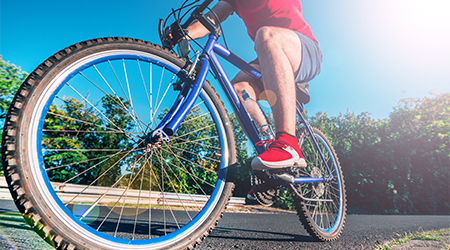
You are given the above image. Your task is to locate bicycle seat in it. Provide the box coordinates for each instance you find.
[296,82,310,104]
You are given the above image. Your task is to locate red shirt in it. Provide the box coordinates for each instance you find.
[222,0,317,43]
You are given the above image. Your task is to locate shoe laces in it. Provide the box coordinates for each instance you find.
[255,139,289,151]
[254,139,274,147]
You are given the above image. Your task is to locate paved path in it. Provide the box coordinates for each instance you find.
[0,199,448,249]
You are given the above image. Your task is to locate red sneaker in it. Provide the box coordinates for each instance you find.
[251,132,306,170]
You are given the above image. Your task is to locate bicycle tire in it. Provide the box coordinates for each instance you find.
[1,37,236,249]
[293,127,346,241]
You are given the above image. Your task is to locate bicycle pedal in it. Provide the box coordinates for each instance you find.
[275,173,294,183]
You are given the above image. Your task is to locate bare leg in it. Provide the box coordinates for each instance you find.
[254,27,302,135]
[232,64,269,128]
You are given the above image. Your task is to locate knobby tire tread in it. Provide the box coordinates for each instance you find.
[294,127,347,242]
[1,37,236,250]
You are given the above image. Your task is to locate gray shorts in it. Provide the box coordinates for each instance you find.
[250,31,322,83]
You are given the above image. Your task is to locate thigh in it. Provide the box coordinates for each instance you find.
[254,27,303,76]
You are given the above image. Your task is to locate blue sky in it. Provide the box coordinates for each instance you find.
[1,0,449,119]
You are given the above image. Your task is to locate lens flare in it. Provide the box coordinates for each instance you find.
[72,204,100,224]
[259,89,277,108]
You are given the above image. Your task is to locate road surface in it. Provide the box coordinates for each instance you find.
[0,199,448,249]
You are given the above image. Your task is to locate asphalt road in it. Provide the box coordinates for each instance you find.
[0,199,448,249]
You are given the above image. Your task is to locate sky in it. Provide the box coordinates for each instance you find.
[1,0,449,119]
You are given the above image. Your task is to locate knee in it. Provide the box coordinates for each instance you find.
[232,81,247,96]
[254,26,281,51]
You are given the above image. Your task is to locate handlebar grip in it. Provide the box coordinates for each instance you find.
[182,0,214,29]
[197,0,214,13]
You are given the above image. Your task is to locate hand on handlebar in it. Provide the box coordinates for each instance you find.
[161,27,177,49]
[161,23,188,49]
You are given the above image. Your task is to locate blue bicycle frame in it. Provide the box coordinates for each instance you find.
[153,34,334,184]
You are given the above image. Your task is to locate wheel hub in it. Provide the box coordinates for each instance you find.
[139,132,162,153]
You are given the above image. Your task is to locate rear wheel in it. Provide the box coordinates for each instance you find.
[293,127,346,241]
[1,37,236,249]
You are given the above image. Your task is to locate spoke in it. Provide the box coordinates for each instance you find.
[160,141,212,200]
[158,141,210,203]
[151,73,177,126]
[149,63,153,127]
[114,153,147,237]
[91,65,149,133]
[107,60,149,133]
[82,155,145,223]
[152,67,165,123]
[159,146,218,177]
[63,145,140,205]
[170,123,216,141]
[137,60,153,117]
[96,153,148,232]
[160,152,216,190]
[170,146,220,163]
[148,151,153,239]
[65,82,131,137]
[58,149,130,187]
[46,154,112,171]
[109,60,131,108]
[170,136,221,151]
[43,129,139,134]
[47,112,137,138]
[147,158,182,234]
[154,150,193,220]
[122,59,143,132]
[44,148,123,152]
[179,111,210,125]
[93,65,119,96]
[132,150,151,240]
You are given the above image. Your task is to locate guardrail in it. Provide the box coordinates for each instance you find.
[0,177,245,206]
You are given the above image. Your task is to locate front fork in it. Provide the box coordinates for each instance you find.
[147,55,210,146]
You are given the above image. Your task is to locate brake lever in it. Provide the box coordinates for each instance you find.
[158,19,164,46]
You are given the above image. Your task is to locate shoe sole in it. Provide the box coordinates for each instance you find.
[251,157,307,170]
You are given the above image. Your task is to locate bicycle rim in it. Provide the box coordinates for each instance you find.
[294,127,346,240]
[22,43,230,248]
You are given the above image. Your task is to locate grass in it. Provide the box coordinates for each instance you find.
[375,228,450,250]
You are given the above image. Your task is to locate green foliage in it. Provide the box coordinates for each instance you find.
[307,93,449,214]
[383,92,449,214]
[1,56,447,215]
[0,56,28,176]
[228,113,253,197]
[43,95,134,185]
[0,56,28,117]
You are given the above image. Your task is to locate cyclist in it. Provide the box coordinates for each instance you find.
[166,0,322,171]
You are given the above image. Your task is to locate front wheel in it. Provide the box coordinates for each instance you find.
[292,127,347,241]
[2,37,236,249]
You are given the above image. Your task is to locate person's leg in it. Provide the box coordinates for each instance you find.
[232,63,271,129]
[250,26,307,170]
[232,63,262,103]
[253,26,303,136]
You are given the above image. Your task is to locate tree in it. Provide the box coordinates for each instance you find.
[43,95,134,185]
[384,92,449,214]
[306,93,449,215]
[0,56,28,176]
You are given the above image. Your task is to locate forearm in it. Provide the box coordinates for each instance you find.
[186,20,212,40]
[185,1,233,40]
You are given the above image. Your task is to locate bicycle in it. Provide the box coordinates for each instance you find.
[1,0,346,249]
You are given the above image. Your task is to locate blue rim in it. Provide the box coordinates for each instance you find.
[34,51,227,246]
[301,133,343,233]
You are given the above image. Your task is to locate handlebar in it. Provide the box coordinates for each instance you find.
[182,0,214,29]
[159,0,216,49]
